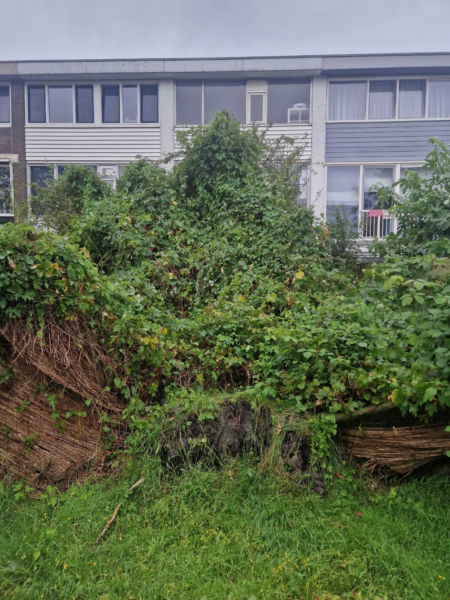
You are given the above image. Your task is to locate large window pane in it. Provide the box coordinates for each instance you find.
[102,85,120,123]
[49,86,73,123]
[122,85,138,123]
[204,81,246,124]
[76,85,94,123]
[369,80,395,119]
[140,85,158,123]
[0,165,11,213]
[327,166,360,224]
[28,86,46,123]
[176,82,202,125]
[267,80,310,124]
[363,167,393,210]
[30,166,53,196]
[399,80,425,119]
[428,79,450,118]
[0,87,10,123]
[329,82,366,121]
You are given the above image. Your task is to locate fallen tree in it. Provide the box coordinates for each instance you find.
[1,113,450,485]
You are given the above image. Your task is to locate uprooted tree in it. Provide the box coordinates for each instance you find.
[1,112,450,487]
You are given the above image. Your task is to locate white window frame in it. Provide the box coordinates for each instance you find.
[101,82,159,125]
[0,161,13,216]
[175,79,312,127]
[325,161,426,237]
[25,82,160,127]
[27,163,129,199]
[0,84,11,127]
[327,76,450,123]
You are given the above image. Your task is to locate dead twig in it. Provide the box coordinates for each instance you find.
[92,478,145,549]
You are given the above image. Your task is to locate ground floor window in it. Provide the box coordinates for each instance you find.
[326,163,426,239]
[28,163,129,194]
[0,163,12,216]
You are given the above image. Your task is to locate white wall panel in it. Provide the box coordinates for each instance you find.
[174,124,311,158]
[25,126,161,163]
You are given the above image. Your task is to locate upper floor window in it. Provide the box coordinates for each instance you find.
[428,79,450,118]
[176,81,202,125]
[329,78,450,121]
[28,84,94,124]
[204,81,246,124]
[0,86,10,124]
[267,79,310,124]
[329,81,366,121]
[101,83,158,124]
[175,79,310,125]
[369,80,396,120]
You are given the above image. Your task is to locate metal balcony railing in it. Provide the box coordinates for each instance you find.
[360,210,395,240]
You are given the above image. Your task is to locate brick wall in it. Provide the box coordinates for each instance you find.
[10,79,27,217]
[0,128,12,153]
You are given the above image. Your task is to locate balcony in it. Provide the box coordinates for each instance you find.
[360,209,395,240]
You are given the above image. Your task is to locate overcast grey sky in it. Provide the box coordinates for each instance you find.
[2,0,450,61]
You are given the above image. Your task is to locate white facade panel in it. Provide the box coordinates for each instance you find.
[173,124,311,158]
[25,126,161,163]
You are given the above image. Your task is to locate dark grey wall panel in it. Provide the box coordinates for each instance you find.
[326,121,450,163]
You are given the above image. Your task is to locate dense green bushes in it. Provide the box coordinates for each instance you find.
[1,111,450,428]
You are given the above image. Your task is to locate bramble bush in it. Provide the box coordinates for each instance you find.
[1,112,450,436]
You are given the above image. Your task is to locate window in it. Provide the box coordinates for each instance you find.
[249,94,264,123]
[399,80,425,119]
[369,80,396,119]
[76,85,94,123]
[29,84,95,124]
[98,165,117,188]
[429,79,450,118]
[204,81,246,124]
[102,85,120,123]
[363,167,393,210]
[0,87,10,124]
[0,164,12,214]
[267,80,310,124]
[329,81,366,121]
[48,86,73,123]
[329,78,450,121]
[30,166,53,194]
[28,85,46,123]
[176,82,202,125]
[122,85,138,123]
[140,85,158,123]
[326,166,360,225]
[298,166,308,206]
[101,84,158,124]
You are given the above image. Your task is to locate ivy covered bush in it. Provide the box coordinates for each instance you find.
[1,111,450,428]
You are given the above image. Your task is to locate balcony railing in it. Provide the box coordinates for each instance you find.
[360,210,395,240]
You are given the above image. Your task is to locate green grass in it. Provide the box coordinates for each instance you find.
[0,457,449,600]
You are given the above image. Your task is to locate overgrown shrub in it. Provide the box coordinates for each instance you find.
[2,115,450,438]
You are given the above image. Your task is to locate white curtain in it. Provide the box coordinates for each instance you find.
[399,80,425,118]
[329,82,366,120]
[369,81,395,119]
[429,80,450,118]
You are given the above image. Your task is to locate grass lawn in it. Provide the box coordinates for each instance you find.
[0,457,449,600]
